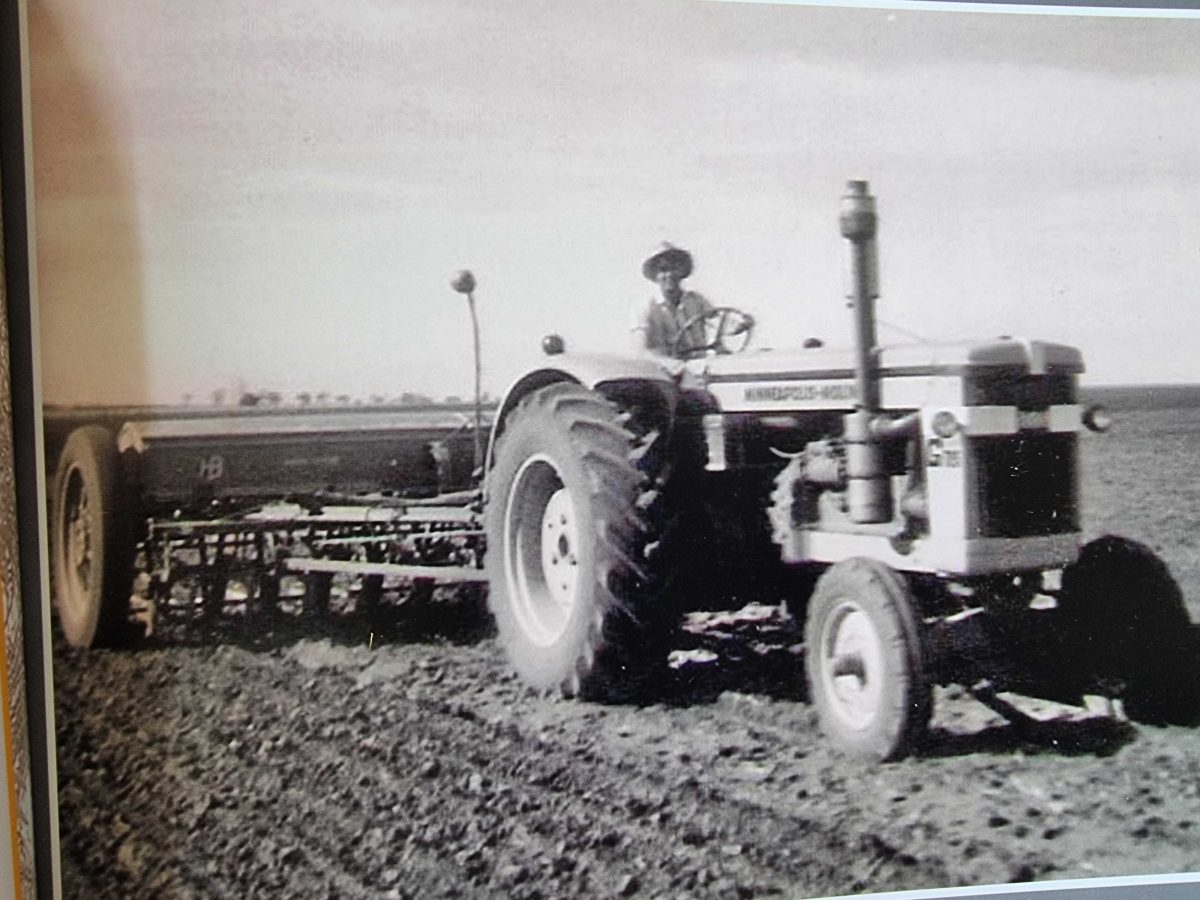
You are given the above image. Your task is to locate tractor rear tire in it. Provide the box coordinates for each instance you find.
[1058,535,1199,724]
[50,426,137,648]
[485,383,667,701]
[804,558,931,761]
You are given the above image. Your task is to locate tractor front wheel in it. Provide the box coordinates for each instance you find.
[485,383,664,700]
[804,558,931,761]
[1058,535,1199,724]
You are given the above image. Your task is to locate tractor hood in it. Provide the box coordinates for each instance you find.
[704,337,1084,381]
[702,338,1084,413]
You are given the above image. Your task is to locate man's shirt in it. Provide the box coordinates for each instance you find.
[630,290,714,358]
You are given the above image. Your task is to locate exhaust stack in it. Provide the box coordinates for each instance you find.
[839,180,892,524]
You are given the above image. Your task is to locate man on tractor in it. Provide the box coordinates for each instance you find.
[630,243,754,360]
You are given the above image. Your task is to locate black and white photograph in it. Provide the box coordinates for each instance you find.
[26,0,1200,896]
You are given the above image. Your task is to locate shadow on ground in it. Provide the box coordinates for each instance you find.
[660,603,808,705]
[665,645,808,705]
[922,716,1138,759]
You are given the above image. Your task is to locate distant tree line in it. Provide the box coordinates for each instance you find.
[183,388,492,408]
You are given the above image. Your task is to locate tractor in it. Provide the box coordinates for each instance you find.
[482,180,1196,760]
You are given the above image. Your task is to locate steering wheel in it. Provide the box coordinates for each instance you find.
[670,306,755,358]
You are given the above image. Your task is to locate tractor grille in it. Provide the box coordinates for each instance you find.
[967,433,1078,537]
[965,371,1075,409]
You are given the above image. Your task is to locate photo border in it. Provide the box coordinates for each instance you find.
[2,0,58,896]
[11,1,1200,898]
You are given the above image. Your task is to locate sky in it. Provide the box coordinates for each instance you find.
[27,0,1200,406]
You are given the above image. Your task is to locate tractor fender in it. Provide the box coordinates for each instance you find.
[484,353,679,491]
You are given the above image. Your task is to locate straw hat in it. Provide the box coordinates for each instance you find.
[642,243,693,281]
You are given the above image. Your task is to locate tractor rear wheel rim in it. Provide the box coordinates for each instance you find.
[504,454,580,648]
[819,599,885,732]
[61,466,95,618]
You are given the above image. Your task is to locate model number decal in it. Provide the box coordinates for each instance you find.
[927,439,962,468]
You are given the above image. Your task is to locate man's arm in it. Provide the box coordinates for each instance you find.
[627,299,687,373]
[631,297,675,356]
[628,297,652,353]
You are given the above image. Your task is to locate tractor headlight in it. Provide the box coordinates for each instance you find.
[1082,404,1112,433]
[931,410,961,438]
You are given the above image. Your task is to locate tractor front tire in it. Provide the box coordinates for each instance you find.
[485,383,664,700]
[1059,535,1199,724]
[50,426,137,648]
[804,558,931,761]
